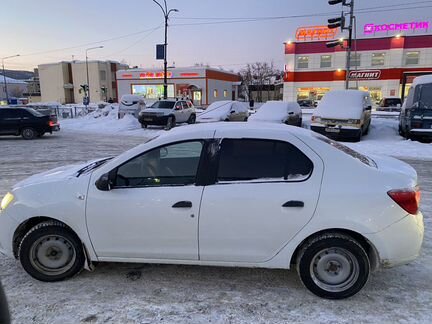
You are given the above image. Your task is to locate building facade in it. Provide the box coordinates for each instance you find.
[39,61,127,104]
[116,67,241,107]
[0,75,28,103]
[283,34,432,103]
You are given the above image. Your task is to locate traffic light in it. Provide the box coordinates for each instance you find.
[328,15,345,29]
[326,39,343,48]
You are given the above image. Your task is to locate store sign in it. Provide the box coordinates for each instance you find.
[295,26,338,41]
[348,70,381,80]
[364,21,429,34]
[139,72,172,79]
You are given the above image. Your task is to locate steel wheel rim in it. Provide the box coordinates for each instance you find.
[167,117,174,128]
[310,247,359,292]
[29,235,76,276]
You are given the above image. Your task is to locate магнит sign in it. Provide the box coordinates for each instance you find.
[364,21,429,34]
[348,70,381,80]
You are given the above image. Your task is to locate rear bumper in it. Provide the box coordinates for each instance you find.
[139,115,169,126]
[311,125,361,139]
[409,129,432,138]
[365,212,424,268]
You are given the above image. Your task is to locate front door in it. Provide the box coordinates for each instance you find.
[0,109,20,134]
[199,136,323,263]
[86,141,205,260]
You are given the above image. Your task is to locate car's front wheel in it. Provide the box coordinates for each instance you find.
[187,114,196,124]
[296,233,370,299]
[18,221,85,282]
[165,116,175,130]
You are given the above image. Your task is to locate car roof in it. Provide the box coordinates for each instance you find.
[159,122,314,140]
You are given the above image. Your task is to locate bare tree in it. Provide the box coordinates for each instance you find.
[9,86,24,98]
[239,62,282,102]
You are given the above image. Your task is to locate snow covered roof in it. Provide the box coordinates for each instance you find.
[0,75,28,84]
[249,101,301,123]
[314,90,370,119]
[413,75,432,86]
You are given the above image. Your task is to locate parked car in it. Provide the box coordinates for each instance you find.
[311,90,372,142]
[197,101,249,123]
[0,123,424,299]
[138,99,196,130]
[248,101,302,127]
[399,76,432,142]
[0,281,10,324]
[376,97,402,112]
[118,94,146,119]
[0,107,60,139]
[298,99,315,108]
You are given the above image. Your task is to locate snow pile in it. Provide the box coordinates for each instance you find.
[314,90,369,119]
[60,105,162,138]
[249,101,301,123]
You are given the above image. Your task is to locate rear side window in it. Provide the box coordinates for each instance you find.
[217,139,313,182]
[0,109,17,119]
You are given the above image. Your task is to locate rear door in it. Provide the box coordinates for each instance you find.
[0,109,20,135]
[199,132,323,263]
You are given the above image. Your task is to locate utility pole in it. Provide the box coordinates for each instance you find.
[85,46,104,107]
[326,0,355,89]
[153,0,178,99]
[1,54,20,104]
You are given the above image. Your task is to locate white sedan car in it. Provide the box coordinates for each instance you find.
[0,123,424,299]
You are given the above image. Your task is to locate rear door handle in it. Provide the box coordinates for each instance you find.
[282,200,304,208]
[172,201,192,208]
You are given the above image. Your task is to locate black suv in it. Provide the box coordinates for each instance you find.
[0,107,60,139]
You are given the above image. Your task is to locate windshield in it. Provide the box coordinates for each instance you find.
[418,83,432,109]
[151,101,175,109]
[315,135,377,168]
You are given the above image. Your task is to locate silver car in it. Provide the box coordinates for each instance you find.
[138,99,196,130]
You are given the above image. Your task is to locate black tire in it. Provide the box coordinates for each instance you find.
[243,117,248,122]
[398,125,405,137]
[18,221,85,282]
[296,233,370,299]
[165,116,175,130]
[298,118,303,127]
[187,114,196,124]
[21,128,36,140]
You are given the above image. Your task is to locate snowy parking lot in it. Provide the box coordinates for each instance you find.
[0,125,431,323]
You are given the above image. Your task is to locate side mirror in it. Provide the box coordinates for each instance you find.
[95,172,113,191]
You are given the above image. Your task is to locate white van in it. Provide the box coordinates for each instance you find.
[311,90,372,142]
[118,94,146,119]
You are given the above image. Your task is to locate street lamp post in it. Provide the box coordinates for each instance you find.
[85,46,104,106]
[153,0,178,99]
[2,54,20,104]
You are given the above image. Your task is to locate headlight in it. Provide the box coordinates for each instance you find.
[312,116,321,123]
[0,192,14,211]
[347,119,361,125]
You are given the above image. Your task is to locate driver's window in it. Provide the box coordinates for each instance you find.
[115,141,203,187]
[175,102,182,110]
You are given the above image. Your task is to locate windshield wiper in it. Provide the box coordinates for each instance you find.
[76,157,113,177]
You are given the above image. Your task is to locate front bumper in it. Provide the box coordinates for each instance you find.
[0,209,19,258]
[138,114,169,126]
[311,125,361,139]
[365,212,424,268]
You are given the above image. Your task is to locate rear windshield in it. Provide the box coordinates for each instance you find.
[151,101,175,109]
[25,108,44,117]
[315,135,377,168]
[383,98,401,107]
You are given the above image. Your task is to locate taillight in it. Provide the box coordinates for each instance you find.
[387,187,421,215]
[49,121,56,127]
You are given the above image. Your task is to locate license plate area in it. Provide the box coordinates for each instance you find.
[325,127,340,133]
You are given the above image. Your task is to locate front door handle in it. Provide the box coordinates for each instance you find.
[172,201,192,208]
[282,200,304,208]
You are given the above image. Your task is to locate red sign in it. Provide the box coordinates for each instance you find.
[348,70,381,80]
[180,73,200,77]
[139,72,172,79]
[295,26,338,41]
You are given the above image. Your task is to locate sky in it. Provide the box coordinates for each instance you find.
[1,0,432,72]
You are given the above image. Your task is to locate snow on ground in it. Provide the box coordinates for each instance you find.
[0,133,430,323]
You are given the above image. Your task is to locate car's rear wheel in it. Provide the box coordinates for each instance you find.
[18,221,85,282]
[21,128,36,140]
[297,233,370,299]
[187,114,196,124]
[165,116,175,130]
